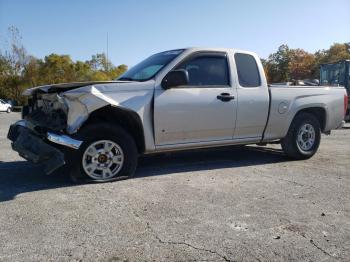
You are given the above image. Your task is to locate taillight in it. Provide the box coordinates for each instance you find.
[345,95,349,116]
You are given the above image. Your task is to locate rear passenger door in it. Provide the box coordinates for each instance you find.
[154,52,237,146]
[233,52,270,139]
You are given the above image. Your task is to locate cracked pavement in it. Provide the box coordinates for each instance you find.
[0,113,349,261]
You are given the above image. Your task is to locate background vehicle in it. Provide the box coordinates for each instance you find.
[8,48,347,182]
[0,99,12,113]
[270,79,319,87]
[319,60,350,121]
[5,99,17,107]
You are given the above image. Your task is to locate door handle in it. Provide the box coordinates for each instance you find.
[217,93,235,102]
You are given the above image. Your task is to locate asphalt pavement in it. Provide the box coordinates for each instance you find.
[0,112,349,261]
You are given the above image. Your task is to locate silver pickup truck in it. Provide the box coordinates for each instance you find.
[8,48,347,182]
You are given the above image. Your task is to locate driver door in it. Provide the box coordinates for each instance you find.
[154,52,237,146]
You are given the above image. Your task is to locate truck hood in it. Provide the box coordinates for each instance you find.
[23,81,131,96]
[24,80,155,134]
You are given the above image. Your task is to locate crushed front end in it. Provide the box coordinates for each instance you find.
[7,81,137,174]
[7,91,83,174]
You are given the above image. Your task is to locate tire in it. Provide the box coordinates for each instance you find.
[6,107,11,113]
[68,123,138,183]
[281,112,321,160]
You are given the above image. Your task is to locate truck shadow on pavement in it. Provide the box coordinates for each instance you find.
[0,146,288,202]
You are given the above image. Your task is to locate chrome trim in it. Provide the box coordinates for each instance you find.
[47,132,83,149]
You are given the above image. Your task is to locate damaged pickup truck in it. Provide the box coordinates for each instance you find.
[8,48,347,182]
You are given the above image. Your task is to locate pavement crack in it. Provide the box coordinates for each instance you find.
[253,256,262,262]
[309,239,335,259]
[146,222,233,262]
[283,225,338,260]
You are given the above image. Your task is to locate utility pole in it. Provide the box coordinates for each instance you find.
[106,32,109,72]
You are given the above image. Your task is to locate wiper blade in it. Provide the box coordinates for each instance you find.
[118,77,136,81]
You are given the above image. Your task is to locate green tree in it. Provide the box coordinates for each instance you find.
[23,56,43,86]
[264,45,292,83]
[0,27,128,105]
[313,43,350,78]
[73,61,94,81]
[39,54,75,83]
[263,43,350,83]
[109,64,128,79]
[86,53,127,80]
[87,53,112,72]
[0,26,29,103]
[289,49,316,80]
[316,43,350,64]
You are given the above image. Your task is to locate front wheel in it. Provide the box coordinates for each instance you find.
[68,123,138,183]
[6,107,11,113]
[281,112,321,160]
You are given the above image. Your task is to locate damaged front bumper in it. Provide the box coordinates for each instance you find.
[7,120,82,174]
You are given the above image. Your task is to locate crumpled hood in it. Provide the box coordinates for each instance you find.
[23,81,130,96]
[24,80,155,135]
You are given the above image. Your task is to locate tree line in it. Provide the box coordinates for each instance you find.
[263,43,350,83]
[0,27,127,104]
[0,26,349,105]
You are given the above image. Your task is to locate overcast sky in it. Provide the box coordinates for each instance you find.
[0,0,349,66]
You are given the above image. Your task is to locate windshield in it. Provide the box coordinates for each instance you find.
[118,49,184,81]
[320,62,346,87]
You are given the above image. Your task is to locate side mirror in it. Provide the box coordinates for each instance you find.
[162,69,189,89]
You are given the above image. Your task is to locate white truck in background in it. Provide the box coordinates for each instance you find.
[8,47,347,182]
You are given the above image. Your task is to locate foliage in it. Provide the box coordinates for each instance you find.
[0,27,127,104]
[289,49,316,80]
[263,43,350,83]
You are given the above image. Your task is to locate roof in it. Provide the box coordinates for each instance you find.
[320,60,350,66]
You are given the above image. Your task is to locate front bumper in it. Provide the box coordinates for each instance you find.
[7,120,82,174]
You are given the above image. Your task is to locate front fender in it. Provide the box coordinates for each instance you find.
[61,83,154,134]
[60,82,156,152]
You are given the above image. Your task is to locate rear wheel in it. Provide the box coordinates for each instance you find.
[68,123,138,183]
[281,112,321,159]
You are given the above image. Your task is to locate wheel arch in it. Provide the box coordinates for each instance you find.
[81,105,146,153]
[291,107,327,132]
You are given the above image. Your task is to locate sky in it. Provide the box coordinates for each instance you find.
[0,0,349,67]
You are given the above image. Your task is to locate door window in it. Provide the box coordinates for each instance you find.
[176,54,229,86]
[234,53,261,87]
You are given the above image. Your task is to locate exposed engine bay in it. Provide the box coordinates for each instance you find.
[21,81,124,135]
[23,93,68,133]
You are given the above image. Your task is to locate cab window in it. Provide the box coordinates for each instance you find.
[176,53,229,86]
[235,53,261,87]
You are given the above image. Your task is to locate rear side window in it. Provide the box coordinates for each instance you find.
[176,54,229,86]
[234,53,261,87]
